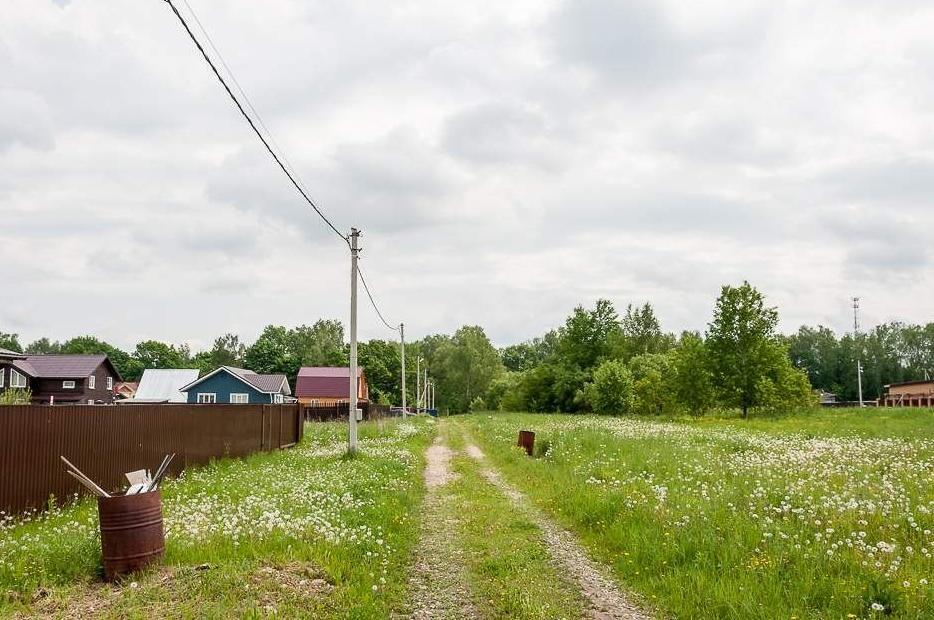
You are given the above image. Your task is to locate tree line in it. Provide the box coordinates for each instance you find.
[3,281,931,414]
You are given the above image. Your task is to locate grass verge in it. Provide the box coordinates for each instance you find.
[465,409,934,619]
[0,417,434,618]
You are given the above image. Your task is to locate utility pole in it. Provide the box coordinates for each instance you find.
[348,228,360,452]
[400,323,406,419]
[424,368,428,412]
[416,357,421,414]
[853,297,864,408]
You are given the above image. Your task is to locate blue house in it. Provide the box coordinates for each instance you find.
[179,366,291,404]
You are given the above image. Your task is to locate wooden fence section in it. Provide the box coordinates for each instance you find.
[0,404,304,515]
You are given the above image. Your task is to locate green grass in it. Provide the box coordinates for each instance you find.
[464,409,934,619]
[439,421,585,619]
[0,417,434,618]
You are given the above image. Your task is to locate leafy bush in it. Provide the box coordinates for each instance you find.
[0,389,31,405]
[582,359,634,414]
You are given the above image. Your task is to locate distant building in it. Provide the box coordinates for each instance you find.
[881,380,934,407]
[119,369,200,404]
[295,366,368,406]
[114,382,139,400]
[179,366,290,404]
[0,352,120,404]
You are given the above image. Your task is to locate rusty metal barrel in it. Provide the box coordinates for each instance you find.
[97,490,165,581]
[517,430,535,456]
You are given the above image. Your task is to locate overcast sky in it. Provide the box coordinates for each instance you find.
[2,0,932,351]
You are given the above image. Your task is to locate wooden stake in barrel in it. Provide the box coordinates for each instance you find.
[517,430,535,456]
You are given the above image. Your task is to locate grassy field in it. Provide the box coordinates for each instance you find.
[463,409,934,619]
[0,417,434,618]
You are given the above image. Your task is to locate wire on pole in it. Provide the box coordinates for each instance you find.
[357,264,399,332]
[163,0,348,246]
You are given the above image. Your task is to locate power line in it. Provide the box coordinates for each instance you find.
[357,264,399,332]
[178,0,309,194]
[165,0,402,339]
[163,0,348,245]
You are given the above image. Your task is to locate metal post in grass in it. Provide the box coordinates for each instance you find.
[400,323,407,419]
[348,228,360,453]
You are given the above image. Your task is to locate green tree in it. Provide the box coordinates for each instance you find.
[358,339,400,405]
[628,353,675,416]
[706,282,785,418]
[204,333,246,369]
[134,340,190,370]
[61,336,138,380]
[0,332,22,353]
[786,325,842,395]
[755,359,816,414]
[244,325,295,377]
[556,300,619,370]
[501,333,556,372]
[25,337,62,354]
[583,359,634,415]
[670,332,715,415]
[435,326,503,413]
[612,303,674,361]
[291,320,346,367]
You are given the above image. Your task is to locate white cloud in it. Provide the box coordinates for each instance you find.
[1,0,932,350]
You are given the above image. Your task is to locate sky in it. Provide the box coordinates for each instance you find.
[1,0,933,352]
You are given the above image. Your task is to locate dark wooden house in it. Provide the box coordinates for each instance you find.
[0,352,121,404]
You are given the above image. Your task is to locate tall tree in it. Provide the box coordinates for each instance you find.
[205,333,246,369]
[358,339,400,405]
[435,326,503,413]
[556,299,619,370]
[291,320,346,367]
[670,332,715,415]
[25,337,62,354]
[134,340,190,370]
[0,332,22,353]
[61,336,139,380]
[706,282,784,418]
[244,325,295,377]
[613,303,673,360]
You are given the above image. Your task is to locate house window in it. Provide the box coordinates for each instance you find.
[63,380,76,389]
[87,399,95,405]
[274,393,284,404]
[230,393,249,404]
[197,393,217,404]
[10,370,26,388]
[88,375,96,389]
[106,376,113,390]
[0,369,4,388]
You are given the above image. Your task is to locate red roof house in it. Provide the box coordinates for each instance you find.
[295,367,368,405]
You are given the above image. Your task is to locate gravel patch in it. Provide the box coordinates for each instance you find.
[465,444,651,620]
[401,439,479,619]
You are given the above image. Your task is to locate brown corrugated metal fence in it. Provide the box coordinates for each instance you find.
[0,404,304,515]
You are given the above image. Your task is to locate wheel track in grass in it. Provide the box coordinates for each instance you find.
[401,436,480,619]
[463,441,652,620]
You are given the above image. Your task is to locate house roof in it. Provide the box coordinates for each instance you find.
[134,369,200,403]
[10,360,37,376]
[179,366,291,396]
[885,380,934,389]
[18,355,116,379]
[0,347,25,360]
[295,366,364,398]
[297,366,363,378]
